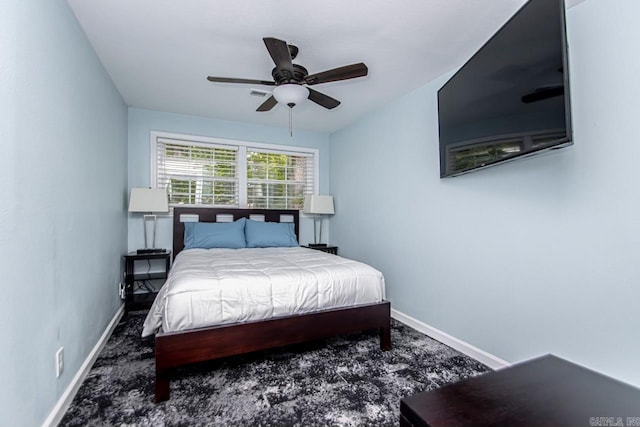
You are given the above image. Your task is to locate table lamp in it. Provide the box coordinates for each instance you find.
[303,195,334,246]
[128,188,169,254]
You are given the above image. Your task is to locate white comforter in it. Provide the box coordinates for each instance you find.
[142,247,385,337]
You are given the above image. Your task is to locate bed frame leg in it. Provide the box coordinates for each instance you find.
[155,369,170,402]
[380,325,391,351]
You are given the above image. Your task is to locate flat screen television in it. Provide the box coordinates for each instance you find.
[438,0,572,178]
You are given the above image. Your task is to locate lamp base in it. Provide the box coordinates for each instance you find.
[137,248,167,254]
[307,243,327,248]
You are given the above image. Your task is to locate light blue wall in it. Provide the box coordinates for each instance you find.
[0,1,128,426]
[329,0,640,387]
[127,108,331,251]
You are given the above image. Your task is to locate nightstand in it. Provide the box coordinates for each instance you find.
[123,250,171,312]
[303,245,338,255]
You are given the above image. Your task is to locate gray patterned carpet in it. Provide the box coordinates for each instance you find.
[60,311,489,426]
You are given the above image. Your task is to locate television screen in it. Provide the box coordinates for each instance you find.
[438,0,572,178]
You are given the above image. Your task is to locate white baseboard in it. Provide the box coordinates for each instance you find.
[42,304,125,427]
[391,308,511,370]
[41,306,503,425]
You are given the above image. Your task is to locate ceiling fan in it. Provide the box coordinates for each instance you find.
[206,37,368,112]
[521,85,564,104]
[521,66,565,104]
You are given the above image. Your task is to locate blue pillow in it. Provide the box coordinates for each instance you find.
[244,219,298,248]
[183,218,246,249]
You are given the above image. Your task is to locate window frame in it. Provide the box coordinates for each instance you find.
[150,131,319,210]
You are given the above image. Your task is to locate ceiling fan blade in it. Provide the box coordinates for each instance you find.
[304,63,368,85]
[521,86,564,103]
[307,88,340,109]
[207,76,275,86]
[256,95,278,112]
[263,37,295,78]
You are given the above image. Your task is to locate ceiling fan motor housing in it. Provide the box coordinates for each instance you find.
[272,64,308,85]
[288,44,299,60]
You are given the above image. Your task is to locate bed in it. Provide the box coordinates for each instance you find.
[148,206,391,402]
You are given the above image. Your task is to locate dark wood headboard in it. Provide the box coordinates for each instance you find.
[172,207,300,259]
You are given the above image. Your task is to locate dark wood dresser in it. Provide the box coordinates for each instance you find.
[400,354,640,427]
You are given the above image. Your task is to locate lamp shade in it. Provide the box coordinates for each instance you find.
[273,84,309,107]
[128,188,169,213]
[303,195,334,215]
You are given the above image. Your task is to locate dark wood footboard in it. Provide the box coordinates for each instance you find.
[155,300,391,402]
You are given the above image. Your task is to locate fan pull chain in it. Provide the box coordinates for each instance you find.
[288,106,293,137]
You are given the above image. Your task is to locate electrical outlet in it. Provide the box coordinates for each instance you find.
[56,347,64,378]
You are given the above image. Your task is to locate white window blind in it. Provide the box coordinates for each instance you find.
[153,134,316,210]
[247,149,314,209]
[156,138,238,207]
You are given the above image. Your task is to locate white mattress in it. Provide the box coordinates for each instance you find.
[142,247,385,337]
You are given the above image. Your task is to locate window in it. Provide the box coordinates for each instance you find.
[157,142,238,206]
[152,132,317,210]
[247,149,313,209]
[445,129,566,175]
[451,139,522,173]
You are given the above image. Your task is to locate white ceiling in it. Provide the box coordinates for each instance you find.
[66,0,583,134]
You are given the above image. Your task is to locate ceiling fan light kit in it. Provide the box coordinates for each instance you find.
[206,37,368,136]
[273,84,309,107]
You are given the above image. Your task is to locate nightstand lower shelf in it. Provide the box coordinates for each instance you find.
[127,292,159,312]
[123,250,171,313]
